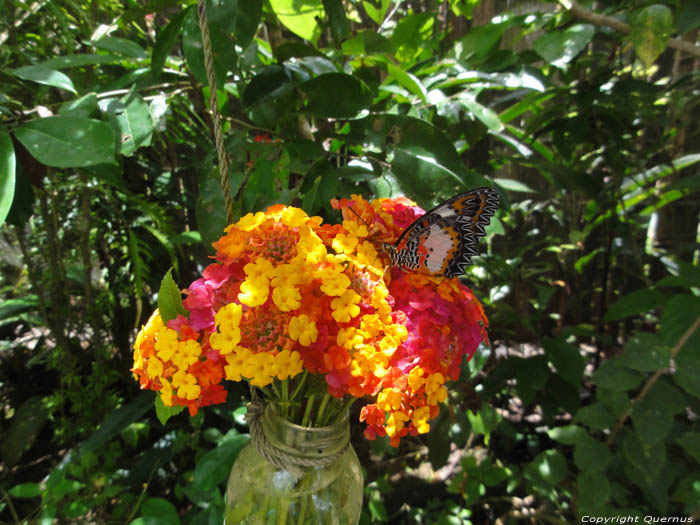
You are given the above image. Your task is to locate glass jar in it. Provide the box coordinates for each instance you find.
[224,405,363,524]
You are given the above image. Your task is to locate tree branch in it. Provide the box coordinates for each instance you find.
[559,0,700,58]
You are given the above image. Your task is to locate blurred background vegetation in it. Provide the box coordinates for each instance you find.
[1,0,699,523]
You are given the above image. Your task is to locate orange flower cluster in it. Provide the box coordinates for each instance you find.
[132,198,488,445]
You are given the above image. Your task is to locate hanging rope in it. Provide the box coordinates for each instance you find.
[196,0,233,225]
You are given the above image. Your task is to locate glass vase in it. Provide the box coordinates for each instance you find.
[224,405,363,525]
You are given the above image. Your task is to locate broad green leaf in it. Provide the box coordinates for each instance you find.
[603,288,666,322]
[342,30,394,55]
[677,1,700,35]
[390,13,434,62]
[514,355,548,405]
[59,93,98,118]
[9,483,41,499]
[0,295,38,323]
[533,24,595,69]
[619,332,670,372]
[674,347,700,397]
[548,424,586,445]
[269,0,324,44]
[196,165,229,251]
[80,392,155,454]
[575,402,616,430]
[493,178,535,193]
[574,433,611,472]
[460,95,503,132]
[39,54,123,68]
[622,430,666,481]
[453,23,509,63]
[542,337,584,387]
[152,8,191,79]
[193,434,249,491]
[362,0,390,25]
[242,65,295,107]
[322,0,350,44]
[138,498,181,525]
[14,116,116,167]
[158,268,187,323]
[660,294,700,352]
[577,471,610,515]
[155,396,185,425]
[0,131,16,226]
[676,433,700,462]
[101,92,154,156]
[524,449,567,485]
[12,65,77,94]
[597,388,629,418]
[0,396,49,467]
[592,357,643,391]
[94,36,148,58]
[629,5,673,68]
[182,1,237,88]
[300,73,372,118]
[631,393,673,447]
[385,63,427,103]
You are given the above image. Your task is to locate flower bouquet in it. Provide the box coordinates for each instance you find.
[132,194,492,524]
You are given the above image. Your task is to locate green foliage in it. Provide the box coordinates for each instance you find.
[1,0,699,522]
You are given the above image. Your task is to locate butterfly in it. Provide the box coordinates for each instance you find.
[382,187,499,278]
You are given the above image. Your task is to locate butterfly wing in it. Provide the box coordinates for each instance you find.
[390,188,499,277]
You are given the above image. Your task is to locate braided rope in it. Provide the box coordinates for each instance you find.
[246,389,349,482]
[196,0,233,225]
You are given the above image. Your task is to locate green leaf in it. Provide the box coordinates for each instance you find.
[195,165,229,251]
[152,8,191,79]
[592,357,643,391]
[342,30,394,55]
[385,63,427,104]
[493,178,536,193]
[362,0,390,25]
[80,392,155,454]
[94,36,148,58]
[0,396,49,467]
[59,93,99,118]
[158,268,187,323]
[597,388,630,418]
[242,65,295,107]
[574,433,611,472]
[300,73,372,118]
[630,391,673,447]
[390,13,434,62]
[460,94,504,132]
[453,23,509,63]
[577,471,610,515]
[12,65,77,94]
[619,332,670,372]
[542,337,584,387]
[14,116,116,168]
[533,24,595,69]
[322,0,349,44]
[525,449,567,485]
[677,1,700,35]
[182,2,237,88]
[155,396,185,425]
[269,0,324,44]
[629,4,673,68]
[676,433,700,463]
[193,435,249,491]
[514,356,548,405]
[622,430,666,482]
[101,92,154,156]
[0,131,16,227]
[9,482,41,499]
[548,424,586,445]
[603,288,666,322]
[40,54,123,68]
[575,402,616,430]
[660,294,700,352]
[138,498,181,525]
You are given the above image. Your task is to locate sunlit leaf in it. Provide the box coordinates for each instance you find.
[12,65,77,94]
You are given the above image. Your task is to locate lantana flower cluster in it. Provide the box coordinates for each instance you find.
[132,197,488,446]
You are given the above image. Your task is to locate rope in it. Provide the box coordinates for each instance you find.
[246,389,349,482]
[196,0,234,225]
